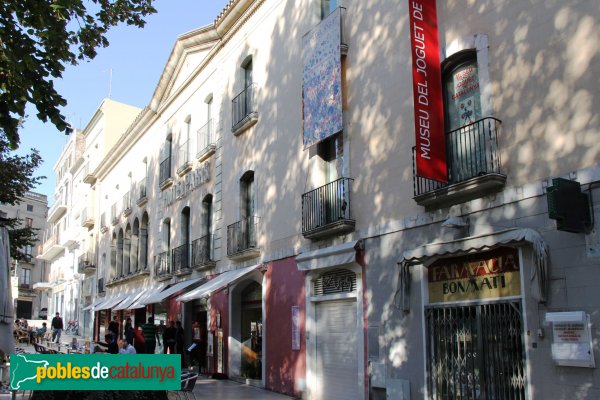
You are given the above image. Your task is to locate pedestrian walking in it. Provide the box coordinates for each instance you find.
[133,323,145,354]
[141,317,159,354]
[108,315,120,338]
[163,320,176,354]
[124,317,134,346]
[51,312,63,343]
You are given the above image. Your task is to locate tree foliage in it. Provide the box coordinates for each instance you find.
[0,0,157,148]
[0,136,43,260]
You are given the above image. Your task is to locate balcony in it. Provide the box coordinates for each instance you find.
[197,119,216,162]
[159,157,173,190]
[192,234,215,270]
[97,278,105,295]
[100,213,108,233]
[232,83,258,135]
[111,203,119,225]
[173,244,192,276]
[78,252,96,275]
[154,251,172,281]
[177,141,193,176]
[58,227,78,249]
[136,178,148,207]
[227,216,260,260]
[47,198,67,224]
[301,177,355,240]
[83,163,97,185]
[122,191,132,217]
[81,208,94,229]
[412,117,506,209]
[39,235,65,261]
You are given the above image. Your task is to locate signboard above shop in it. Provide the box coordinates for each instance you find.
[427,247,521,304]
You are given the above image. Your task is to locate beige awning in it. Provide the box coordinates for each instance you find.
[177,265,259,302]
[143,277,205,305]
[295,240,363,271]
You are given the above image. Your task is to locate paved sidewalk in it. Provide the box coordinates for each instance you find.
[2,332,295,400]
[2,377,295,400]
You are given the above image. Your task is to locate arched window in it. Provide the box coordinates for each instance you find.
[131,218,140,272]
[442,50,489,183]
[110,233,117,280]
[117,229,124,277]
[140,212,149,270]
[124,224,131,275]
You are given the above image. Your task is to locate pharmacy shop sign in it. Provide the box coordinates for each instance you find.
[428,247,521,304]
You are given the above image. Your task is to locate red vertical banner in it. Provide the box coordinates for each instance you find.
[408,0,447,183]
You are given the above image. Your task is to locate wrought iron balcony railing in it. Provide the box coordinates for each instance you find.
[301,177,355,239]
[159,157,172,187]
[232,83,257,132]
[412,117,505,207]
[78,252,96,274]
[172,244,191,275]
[197,119,215,159]
[192,234,213,268]
[137,178,147,200]
[227,216,258,257]
[122,191,131,215]
[154,251,171,278]
[97,277,105,294]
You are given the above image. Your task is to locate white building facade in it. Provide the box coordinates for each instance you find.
[43,1,600,399]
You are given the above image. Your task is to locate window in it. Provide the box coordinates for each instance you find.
[321,0,338,19]
[25,217,33,228]
[20,268,31,285]
[179,117,191,171]
[317,133,343,184]
[26,204,33,212]
[232,56,258,132]
[442,51,488,183]
[159,135,173,186]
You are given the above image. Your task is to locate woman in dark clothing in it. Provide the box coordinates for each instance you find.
[106,333,119,354]
[175,321,185,366]
[124,317,134,347]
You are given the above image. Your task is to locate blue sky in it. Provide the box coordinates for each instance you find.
[16,0,230,202]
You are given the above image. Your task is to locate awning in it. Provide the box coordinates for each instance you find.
[177,265,259,302]
[94,293,130,311]
[396,228,549,308]
[82,297,105,311]
[128,284,167,309]
[113,291,145,311]
[143,277,205,305]
[296,240,363,271]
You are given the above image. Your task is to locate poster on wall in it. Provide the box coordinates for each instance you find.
[427,247,521,304]
[217,329,223,373]
[292,306,300,350]
[302,7,343,149]
[444,62,482,131]
[207,331,214,357]
[408,0,447,183]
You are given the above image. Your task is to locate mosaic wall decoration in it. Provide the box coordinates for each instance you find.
[302,7,343,149]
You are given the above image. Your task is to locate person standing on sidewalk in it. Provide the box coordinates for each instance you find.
[141,317,159,354]
[163,320,176,354]
[108,316,120,339]
[51,312,63,343]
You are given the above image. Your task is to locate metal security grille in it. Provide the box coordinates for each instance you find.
[312,268,356,296]
[425,301,526,400]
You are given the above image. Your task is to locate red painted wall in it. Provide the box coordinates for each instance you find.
[264,257,306,397]
[209,289,229,375]
[167,298,182,322]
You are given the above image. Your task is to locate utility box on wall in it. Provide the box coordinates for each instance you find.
[545,311,595,368]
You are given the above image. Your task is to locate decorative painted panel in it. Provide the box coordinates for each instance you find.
[302,7,343,149]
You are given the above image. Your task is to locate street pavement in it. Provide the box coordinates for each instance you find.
[1,331,295,400]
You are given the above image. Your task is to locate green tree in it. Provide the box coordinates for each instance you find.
[0,136,43,260]
[0,0,157,148]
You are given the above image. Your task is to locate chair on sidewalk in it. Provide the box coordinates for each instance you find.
[169,372,198,400]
